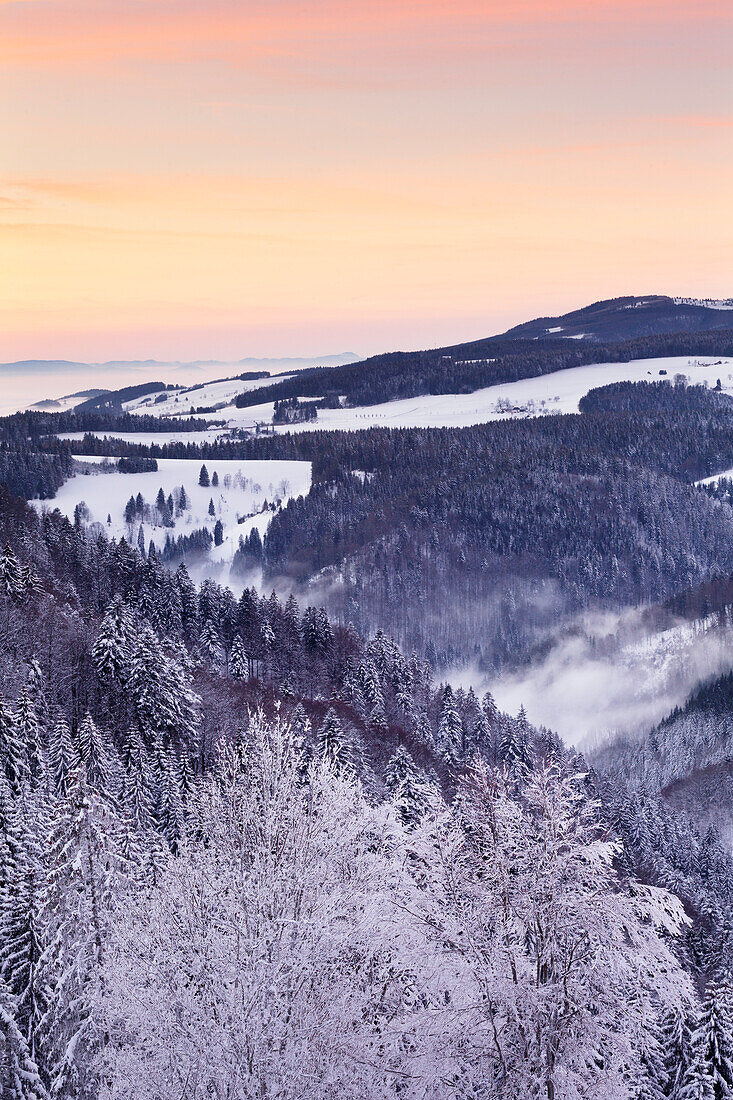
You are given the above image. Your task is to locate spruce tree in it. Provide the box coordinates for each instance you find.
[14,692,43,782]
[0,979,48,1100]
[317,709,345,771]
[0,545,23,601]
[694,980,733,1100]
[1,866,49,1072]
[0,700,27,795]
[76,715,109,794]
[384,746,429,828]
[199,620,224,668]
[92,598,131,687]
[634,1022,669,1100]
[679,1045,714,1100]
[230,635,248,680]
[47,714,79,798]
[437,687,463,765]
[198,465,210,487]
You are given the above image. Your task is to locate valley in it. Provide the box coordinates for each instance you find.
[3,298,733,1099]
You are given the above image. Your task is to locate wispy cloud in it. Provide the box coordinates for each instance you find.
[2,0,728,68]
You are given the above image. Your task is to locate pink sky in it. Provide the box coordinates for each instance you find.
[1,0,731,361]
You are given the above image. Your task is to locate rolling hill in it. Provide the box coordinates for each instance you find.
[499,295,733,342]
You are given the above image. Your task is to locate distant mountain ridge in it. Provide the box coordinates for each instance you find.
[499,294,733,342]
[0,353,360,374]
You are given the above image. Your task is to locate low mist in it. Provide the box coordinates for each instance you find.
[454,608,733,750]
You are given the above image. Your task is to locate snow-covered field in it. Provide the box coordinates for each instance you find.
[52,358,730,448]
[51,355,733,446]
[248,354,733,433]
[28,390,110,413]
[32,456,311,586]
[58,428,235,446]
[123,375,294,417]
[697,468,733,486]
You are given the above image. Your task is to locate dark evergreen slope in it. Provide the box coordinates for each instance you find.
[44,381,733,668]
[499,295,733,342]
[229,323,733,409]
[1,476,733,1097]
[595,663,733,854]
[253,381,733,665]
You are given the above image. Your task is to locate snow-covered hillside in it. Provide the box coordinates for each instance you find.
[123,375,294,417]
[216,354,733,433]
[28,389,110,413]
[56,355,733,444]
[32,456,311,586]
[672,297,733,310]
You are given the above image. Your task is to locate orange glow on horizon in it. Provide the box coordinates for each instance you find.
[1,0,731,361]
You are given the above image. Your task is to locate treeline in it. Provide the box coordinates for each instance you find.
[253,382,733,665]
[1,408,212,442]
[0,442,73,499]
[34,381,733,666]
[232,328,733,408]
[2,478,733,1096]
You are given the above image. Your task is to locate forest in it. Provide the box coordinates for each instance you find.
[1,474,733,1098]
[3,372,733,1096]
[20,380,733,668]
[232,328,733,409]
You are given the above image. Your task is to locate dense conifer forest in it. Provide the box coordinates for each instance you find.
[48,379,733,667]
[4,365,733,1096]
[232,328,733,408]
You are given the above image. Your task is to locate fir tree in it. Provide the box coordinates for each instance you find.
[694,980,733,1100]
[634,1022,669,1100]
[199,620,224,668]
[0,546,23,601]
[499,707,535,781]
[198,465,210,487]
[437,687,463,765]
[0,979,48,1100]
[384,746,429,828]
[317,709,345,771]
[0,700,26,795]
[679,1046,714,1100]
[47,714,79,798]
[92,598,131,687]
[230,635,248,680]
[1,867,49,1072]
[14,692,43,782]
[76,715,109,793]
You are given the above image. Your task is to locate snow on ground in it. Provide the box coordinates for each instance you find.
[697,468,733,486]
[248,354,733,434]
[32,456,311,587]
[58,428,235,446]
[53,355,733,444]
[28,391,109,413]
[123,375,294,417]
[673,297,733,310]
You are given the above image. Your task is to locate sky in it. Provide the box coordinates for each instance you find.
[1,0,731,363]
